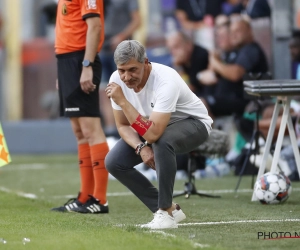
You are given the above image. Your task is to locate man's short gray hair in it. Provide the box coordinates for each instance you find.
[114,40,147,65]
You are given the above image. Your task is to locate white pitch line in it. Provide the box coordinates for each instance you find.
[0,186,37,199]
[173,189,253,194]
[1,185,299,233]
[193,243,210,248]
[11,187,300,200]
[52,192,134,199]
[0,163,76,171]
[178,218,300,226]
[57,188,297,199]
[12,189,258,201]
[1,185,300,201]
[52,189,255,199]
[136,219,300,228]
[148,230,176,238]
[0,163,48,171]
[147,230,210,248]
[174,187,300,194]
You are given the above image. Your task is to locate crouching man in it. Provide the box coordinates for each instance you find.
[105,40,213,229]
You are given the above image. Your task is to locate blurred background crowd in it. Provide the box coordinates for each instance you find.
[1,0,300,180]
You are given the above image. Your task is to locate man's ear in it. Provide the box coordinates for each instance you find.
[144,58,149,64]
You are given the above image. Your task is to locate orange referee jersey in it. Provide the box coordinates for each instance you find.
[55,0,104,54]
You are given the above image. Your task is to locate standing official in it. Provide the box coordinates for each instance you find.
[52,0,109,214]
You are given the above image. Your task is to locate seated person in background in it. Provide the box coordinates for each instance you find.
[256,30,300,139]
[242,0,271,19]
[199,16,268,118]
[280,111,300,181]
[165,31,211,97]
[175,0,224,50]
[290,30,300,80]
[165,31,210,177]
[230,28,300,165]
[99,0,141,136]
[197,15,233,97]
[222,0,271,19]
[175,0,224,31]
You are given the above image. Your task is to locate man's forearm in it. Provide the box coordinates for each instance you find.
[85,18,101,60]
[119,100,140,125]
[119,100,158,143]
[117,125,143,149]
[212,59,231,79]
[118,11,140,39]
[212,59,245,82]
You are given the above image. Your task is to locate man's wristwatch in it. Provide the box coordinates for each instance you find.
[135,142,147,155]
[82,59,94,67]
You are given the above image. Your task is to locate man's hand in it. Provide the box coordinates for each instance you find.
[140,146,155,170]
[197,69,217,85]
[105,82,127,106]
[80,67,96,94]
[209,52,221,71]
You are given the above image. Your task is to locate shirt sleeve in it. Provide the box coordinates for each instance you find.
[111,99,122,110]
[80,0,101,19]
[234,44,260,72]
[109,72,123,110]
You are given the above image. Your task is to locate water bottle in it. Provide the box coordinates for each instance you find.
[194,166,217,179]
[194,161,230,179]
[216,162,231,176]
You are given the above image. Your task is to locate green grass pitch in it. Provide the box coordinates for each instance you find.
[0,154,300,250]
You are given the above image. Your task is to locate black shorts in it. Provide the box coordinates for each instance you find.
[57,50,102,117]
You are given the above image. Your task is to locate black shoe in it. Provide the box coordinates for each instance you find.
[73,195,109,214]
[51,193,83,212]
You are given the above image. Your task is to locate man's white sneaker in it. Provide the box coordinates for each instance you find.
[172,204,186,223]
[141,210,178,229]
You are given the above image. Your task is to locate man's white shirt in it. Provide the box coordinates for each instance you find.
[110,63,213,133]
